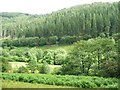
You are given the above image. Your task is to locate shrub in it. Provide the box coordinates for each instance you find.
[82,34,92,40]
[41,62,51,74]
[59,36,77,44]
[1,48,10,57]
[17,66,29,73]
[36,49,43,63]
[37,64,43,73]
[0,56,13,62]
[20,56,29,62]
[2,39,12,47]
[39,37,47,46]
[1,58,11,72]
[54,49,67,65]
[2,37,40,47]
[98,60,119,77]
[10,56,20,62]
[112,33,120,41]
[47,36,58,45]
[9,48,29,57]
[2,36,82,47]
[2,73,118,88]
[28,37,39,47]
[51,67,61,74]
[42,49,55,64]
[100,33,106,38]
[27,58,38,73]
[12,39,20,46]
[19,37,39,47]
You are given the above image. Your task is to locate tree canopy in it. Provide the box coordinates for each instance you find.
[1,2,119,39]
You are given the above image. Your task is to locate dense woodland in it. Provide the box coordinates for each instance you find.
[0,1,120,88]
[1,2,119,39]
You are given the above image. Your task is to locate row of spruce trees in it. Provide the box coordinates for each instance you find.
[1,2,119,39]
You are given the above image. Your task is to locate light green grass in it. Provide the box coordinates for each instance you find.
[16,45,74,52]
[9,62,61,73]
[2,79,75,88]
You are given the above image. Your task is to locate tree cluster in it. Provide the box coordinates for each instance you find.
[61,37,119,77]
[0,47,67,65]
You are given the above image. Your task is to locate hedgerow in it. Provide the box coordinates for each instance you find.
[1,73,118,88]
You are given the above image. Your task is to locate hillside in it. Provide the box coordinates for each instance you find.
[1,2,119,39]
[1,1,119,88]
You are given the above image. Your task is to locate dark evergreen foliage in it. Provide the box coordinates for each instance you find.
[1,2,119,39]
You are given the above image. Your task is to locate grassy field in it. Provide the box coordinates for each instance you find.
[9,62,61,73]
[15,45,74,52]
[2,79,75,88]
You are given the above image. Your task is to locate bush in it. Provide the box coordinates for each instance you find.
[0,48,10,57]
[41,62,51,74]
[37,63,51,74]
[82,34,92,40]
[19,37,39,47]
[47,36,58,45]
[2,73,118,88]
[1,47,68,63]
[17,66,29,73]
[2,37,40,47]
[98,60,119,77]
[9,56,20,62]
[100,33,106,38]
[42,49,55,64]
[37,64,43,73]
[79,80,97,88]
[1,58,11,72]
[10,48,29,57]
[39,37,47,46]
[2,39,12,47]
[27,56,38,73]
[54,49,67,65]
[51,67,61,74]
[59,36,78,44]
[12,39,20,46]
[0,56,13,62]
[36,49,43,63]
[112,33,120,41]
[2,36,82,47]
